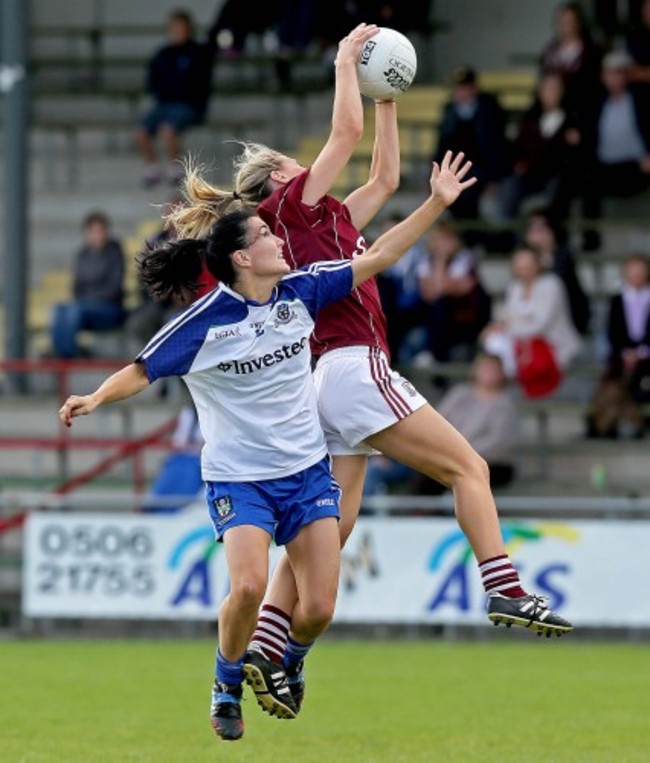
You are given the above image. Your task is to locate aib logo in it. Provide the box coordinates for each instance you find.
[168,525,220,608]
[426,523,578,613]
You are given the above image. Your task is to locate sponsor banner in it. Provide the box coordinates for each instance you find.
[22,511,650,626]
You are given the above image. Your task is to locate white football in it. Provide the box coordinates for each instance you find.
[356,27,417,100]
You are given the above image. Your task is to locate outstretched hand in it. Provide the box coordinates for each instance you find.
[59,394,98,428]
[430,151,476,208]
[335,22,380,66]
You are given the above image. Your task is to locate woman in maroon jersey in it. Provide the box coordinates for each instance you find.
[166,21,572,706]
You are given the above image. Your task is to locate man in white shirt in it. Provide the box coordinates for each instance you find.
[585,50,650,222]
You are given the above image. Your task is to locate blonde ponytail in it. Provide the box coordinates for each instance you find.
[164,144,285,239]
[164,159,238,239]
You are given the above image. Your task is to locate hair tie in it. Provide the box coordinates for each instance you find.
[232,190,241,201]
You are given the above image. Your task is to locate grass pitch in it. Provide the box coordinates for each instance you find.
[1,638,649,762]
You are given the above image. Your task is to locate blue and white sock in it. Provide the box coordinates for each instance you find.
[282,636,314,673]
[215,649,244,702]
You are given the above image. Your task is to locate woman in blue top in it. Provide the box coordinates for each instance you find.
[58,153,475,742]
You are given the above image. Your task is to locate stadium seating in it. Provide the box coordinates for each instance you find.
[2,14,648,499]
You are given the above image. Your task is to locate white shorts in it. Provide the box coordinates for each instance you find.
[313,346,428,456]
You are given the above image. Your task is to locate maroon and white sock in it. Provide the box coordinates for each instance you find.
[479,555,527,598]
[249,604,291,664]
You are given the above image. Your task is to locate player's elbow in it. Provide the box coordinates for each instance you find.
[332,119,363,147]
[370,173,400,199]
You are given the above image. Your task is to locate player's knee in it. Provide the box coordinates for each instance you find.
[448,447,490,487]
[230,576,266,611]
[302,595,335,633]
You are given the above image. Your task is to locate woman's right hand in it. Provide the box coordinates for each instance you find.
[59,394,98,428]
[334,23,379,67]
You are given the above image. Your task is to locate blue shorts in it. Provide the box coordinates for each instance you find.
[140,102,203,135]
[205,456,341,546]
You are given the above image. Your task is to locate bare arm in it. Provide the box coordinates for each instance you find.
[302,23,379,206]
[58,362,151,427]
[351,152,476,288]
[345,100,400,229]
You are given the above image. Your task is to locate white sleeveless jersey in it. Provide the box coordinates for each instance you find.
[137,261,352,482]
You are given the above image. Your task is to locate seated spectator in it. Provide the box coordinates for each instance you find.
[522,207,591,335]
[135,10,215,188]
[416,220,492,365]
[586,254,650,438]
[498,73,580,221]
[481,246,583,392]
[582,50,650,222]
[374,213,429,364]
[141,404,205,513]
[412,353,518,494]
[50,211,126,359]
[432,66,509,222]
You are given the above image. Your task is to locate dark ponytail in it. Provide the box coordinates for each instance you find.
[137,238,206,305]
[138,206,259,303]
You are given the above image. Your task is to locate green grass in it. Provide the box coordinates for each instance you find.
[1,639,649,763]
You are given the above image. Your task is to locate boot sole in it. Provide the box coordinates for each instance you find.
[488,612,574,637]
[242,663,297,719]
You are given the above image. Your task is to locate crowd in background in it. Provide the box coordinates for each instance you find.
[45,1,650,501]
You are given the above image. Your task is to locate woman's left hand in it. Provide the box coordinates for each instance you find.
[430,151,477,207]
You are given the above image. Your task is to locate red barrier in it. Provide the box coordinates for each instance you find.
[0,359,179,527]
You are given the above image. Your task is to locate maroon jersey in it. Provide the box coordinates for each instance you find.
[258,169,390,360]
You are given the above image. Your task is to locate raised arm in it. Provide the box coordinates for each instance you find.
[350,151,475,288]
[301,23,379,206]
[58,362,151,427]
[344,99,400,230]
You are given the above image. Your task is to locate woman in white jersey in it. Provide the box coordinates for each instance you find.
[58,155,475,742]
[165,21,574,712]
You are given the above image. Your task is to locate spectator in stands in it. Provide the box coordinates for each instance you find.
[522,207,591,336]
[549,49,650,248]
[480,246,583,388]
[586,253,650,438]
[497,73,581,221]
[415,219,492,365]
[50,211,126,359]
[432,66,509,222]
[580,50,650,222]
[135,10,215,188]
[539,2,602,123]
[374,213,429,363]
[411,353,518,495]
[142,403,205,513]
